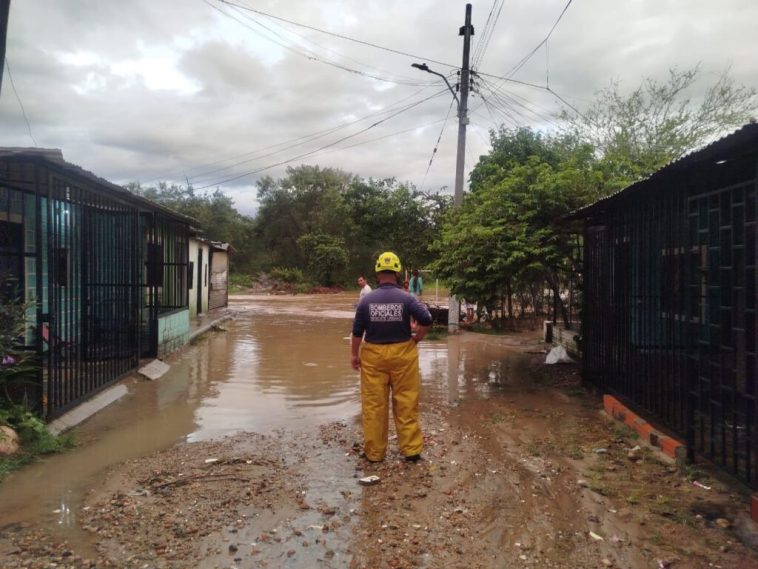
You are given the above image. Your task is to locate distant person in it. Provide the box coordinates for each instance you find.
[357,275,372,300]
[409,269,423,297]
[351,251,433,463]
[403,279,410,292]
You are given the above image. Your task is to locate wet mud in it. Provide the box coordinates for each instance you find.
[0,293,756,568]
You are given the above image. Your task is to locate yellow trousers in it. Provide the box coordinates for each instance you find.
[359,339,423,461]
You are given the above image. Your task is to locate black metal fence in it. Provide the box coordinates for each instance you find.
[0,152,192,419]
[582,152,758,488]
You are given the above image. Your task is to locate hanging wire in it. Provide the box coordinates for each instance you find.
[420,97,456,191]
[5,58,37,146]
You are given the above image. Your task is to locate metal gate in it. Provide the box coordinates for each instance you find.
[686,181,757,483]
[582,180,757,487]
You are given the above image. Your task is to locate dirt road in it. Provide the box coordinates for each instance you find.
[1,328,757,568]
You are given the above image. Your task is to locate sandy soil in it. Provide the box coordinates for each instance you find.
[1,352,757,568]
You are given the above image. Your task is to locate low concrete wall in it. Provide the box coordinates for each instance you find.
[158,309,190,357]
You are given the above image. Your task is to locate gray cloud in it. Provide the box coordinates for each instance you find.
[1,0,756,214]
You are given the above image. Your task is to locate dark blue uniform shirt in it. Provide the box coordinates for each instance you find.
[352,283,433,344]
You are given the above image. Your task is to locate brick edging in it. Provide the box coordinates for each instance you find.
[602,394,685,461]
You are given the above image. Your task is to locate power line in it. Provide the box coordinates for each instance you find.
[186,88,443,184]
[474,71,586,125]
[473,0,505,70]
[420,97,456,191]
[480,76,563,128]
[236,0,430,87]
[5,58,37,146]
[146,84,441,185]
[215,0,459,70]
[192,89,448,189]
[504,0,573,79]
[206,0,433,87]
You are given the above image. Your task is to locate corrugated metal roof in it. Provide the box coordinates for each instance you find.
[567,122,758,220]
[0,147,197,225]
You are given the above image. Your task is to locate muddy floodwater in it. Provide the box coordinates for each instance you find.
[0,294,525,540]
[1,293,757,569]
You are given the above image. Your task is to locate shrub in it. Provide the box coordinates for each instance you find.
[270,266,305,283]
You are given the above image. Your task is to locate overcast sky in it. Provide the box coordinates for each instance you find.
[2,0,757,215]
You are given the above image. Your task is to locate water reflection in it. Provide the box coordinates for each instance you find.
[0,293,539,547]
[190,312,361,441]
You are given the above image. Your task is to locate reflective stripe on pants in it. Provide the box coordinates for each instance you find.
[359,339,423,461]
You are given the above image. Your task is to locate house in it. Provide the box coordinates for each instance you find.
[572,124,758,488]
[188,237,231,319]
[188,234,210,319]
[0,148,195,419]
[208,241,231,311]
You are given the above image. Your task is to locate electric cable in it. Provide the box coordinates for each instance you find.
[473,0,505,70]
[233,0,431,87]
[215,0,459,70]
[420,97,456,191]
[504,0,573,79]
[186,87,446,184]
[5,58,37,147]
[192,88,448,189]
[146,84,442,185]
[206,0,433,87]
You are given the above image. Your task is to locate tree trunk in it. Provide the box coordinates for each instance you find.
[547,273,571,329]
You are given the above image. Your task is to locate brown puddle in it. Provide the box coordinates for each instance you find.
[0,293,541,558]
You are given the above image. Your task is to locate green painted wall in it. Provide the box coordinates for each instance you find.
[157,308,190,357]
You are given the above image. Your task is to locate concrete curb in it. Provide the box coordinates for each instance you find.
[47,384,129,436]
[47,312,233,435]
[602,394,686,462]
[189,313,233,342]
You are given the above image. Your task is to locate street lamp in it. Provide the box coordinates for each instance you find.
[411,60,469,333]
[411,63,460,108]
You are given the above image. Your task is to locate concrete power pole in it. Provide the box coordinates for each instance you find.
[447,3,473,333]
[0,0,10,95]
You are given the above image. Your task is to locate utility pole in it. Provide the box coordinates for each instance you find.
[447,3,473,333]
[0,0,11,94]
[411,4,473,333]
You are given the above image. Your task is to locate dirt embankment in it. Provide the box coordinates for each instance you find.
[1,354,757,568]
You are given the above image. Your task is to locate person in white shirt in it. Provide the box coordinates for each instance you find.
[357,275,372,300]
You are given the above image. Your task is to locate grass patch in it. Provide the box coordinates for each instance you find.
[610,422,638,442]
[0,405,77,482]
[526,440,557,457]
[0,430,75,482]
[487,411,509,424]
[425,326,448,341]
[565,446,585,460]
[684,463,709,483]
[229,273,254,293]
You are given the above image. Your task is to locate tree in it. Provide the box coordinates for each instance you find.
[432,128,603,326]
[561,65,757,188]
[126,182,259,272]
[297,233,348,286]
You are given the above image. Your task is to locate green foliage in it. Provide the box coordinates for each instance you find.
[269,266,305,284]
[561,65,758,188]
[0,276,38,399]
[0,404,76,481]
[126,182,259,273]
[228,273,253,293]
[432,127,598,322]
[253,166,449,285]
[297,233,348,286]
[0,404,47,439]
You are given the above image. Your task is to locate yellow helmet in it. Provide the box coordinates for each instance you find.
[375,251,402,273]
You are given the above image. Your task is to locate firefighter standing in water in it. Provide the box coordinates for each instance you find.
[351,252,433,462]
